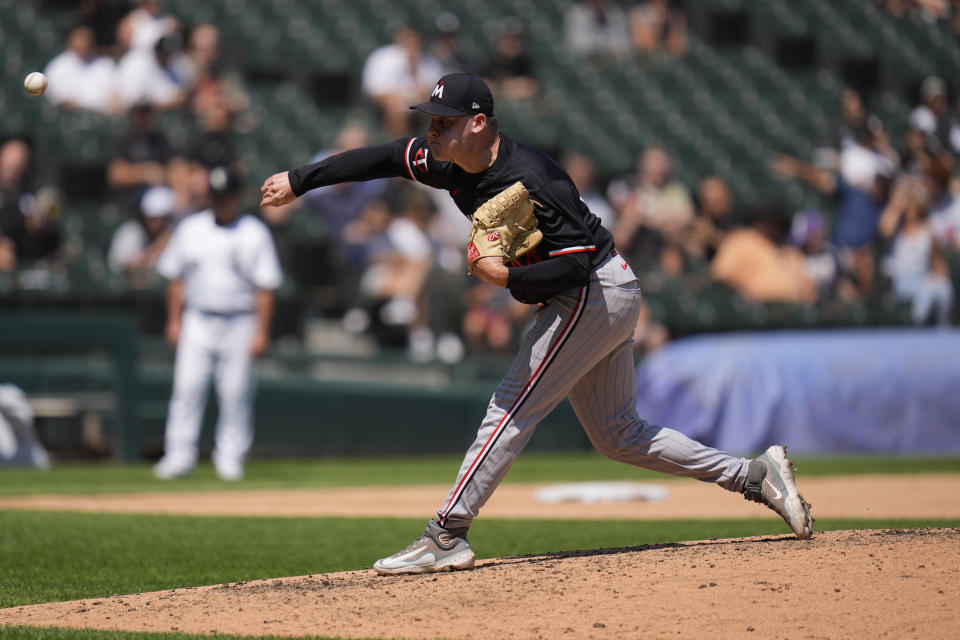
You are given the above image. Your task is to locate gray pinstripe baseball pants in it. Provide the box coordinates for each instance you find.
[438,253,751,529]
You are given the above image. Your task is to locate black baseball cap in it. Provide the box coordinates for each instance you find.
[410,73,495,117]
[208,165,243,198]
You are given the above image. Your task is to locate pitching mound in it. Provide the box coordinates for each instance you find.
[2,528,957,639]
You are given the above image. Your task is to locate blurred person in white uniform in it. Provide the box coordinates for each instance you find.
[154,166,282,480]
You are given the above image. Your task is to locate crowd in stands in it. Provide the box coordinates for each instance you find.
[564,0,687,62]
[2,0,958,363]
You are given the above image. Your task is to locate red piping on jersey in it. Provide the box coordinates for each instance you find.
[548,246,596,257]
[402,138,416,181]
[438,284,588,526]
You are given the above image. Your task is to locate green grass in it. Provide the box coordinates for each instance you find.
[1,452,957,496]
[1,453,958,640]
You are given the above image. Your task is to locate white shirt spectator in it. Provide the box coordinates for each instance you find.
[43,50,118,113]
[107,185,174,272]
[564,1,633,59]
[362,43,443,100]
[929,195,960,250]
[108,219,151,272]
[116,45,187,109]
[581,192,617,230]
[157,210,282,313]
[125,6,177,51]
[386,216,433,260]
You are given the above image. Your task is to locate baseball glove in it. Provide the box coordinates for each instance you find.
[466,181,543,265]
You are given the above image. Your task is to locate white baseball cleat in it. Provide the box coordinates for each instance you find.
[215,462,244,482]
[374,520,476,575]
[152,457,193,480]
[743,445,814,539]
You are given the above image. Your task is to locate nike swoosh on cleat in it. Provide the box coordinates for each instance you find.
[392,545,431,563]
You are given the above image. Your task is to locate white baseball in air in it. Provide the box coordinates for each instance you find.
[24,72,47,96]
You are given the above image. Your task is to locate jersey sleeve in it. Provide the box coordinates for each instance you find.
[397,137,449,190]
[288,137,449,196]
[249,229,283,291]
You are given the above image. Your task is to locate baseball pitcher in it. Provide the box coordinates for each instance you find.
[260,73,813,574]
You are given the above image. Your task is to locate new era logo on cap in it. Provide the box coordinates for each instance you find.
[411,73,495,117]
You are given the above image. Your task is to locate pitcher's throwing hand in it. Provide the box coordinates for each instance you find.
[260,172,295,208]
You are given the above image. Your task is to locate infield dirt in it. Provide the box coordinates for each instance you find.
[2,476,959,638]
[2,528,957,639]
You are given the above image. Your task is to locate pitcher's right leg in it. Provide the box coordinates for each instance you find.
[568,338,750,492]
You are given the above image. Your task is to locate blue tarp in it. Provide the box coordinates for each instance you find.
[634,329,960,455]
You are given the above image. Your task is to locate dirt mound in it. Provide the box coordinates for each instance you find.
[2,528,957,639]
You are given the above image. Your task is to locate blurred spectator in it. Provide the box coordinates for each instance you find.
[629,0,688,58]
[814,88,885,169]
[116,32,189,110]
[362,26,444,136]
[610,146,693,274]
[564,0,633,62]
[462,282,532,355]
[181,23,249,117]
[417,181,471,276]
[116,0,178,53]
[75,0,129,56]
[835,89,881,151]
[0,232,13,271]
[880,0,951,20]
[342,188,435,355]
[480,19,539,102]
[107,185,173,286]
[681,175,736,263]
[908,75,960,155]
[0,139,61,269]
[772,125,895,293]
[562,150,616,230]
[900,126,939,176]
[43,25,121,115]
[878,175,954,324]
[107,102,174,207]
[924,157,960,250]
[431,12,471,74]
[300,124,390,241]
[175,95,241,212]
[189,95,239,169]
[788,210,857,301]
[710,206,817,304]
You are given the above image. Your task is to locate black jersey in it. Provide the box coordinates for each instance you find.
[288,134,615,303]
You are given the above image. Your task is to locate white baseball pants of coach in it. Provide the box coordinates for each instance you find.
[161,308,257,472]
[437,252,751,529]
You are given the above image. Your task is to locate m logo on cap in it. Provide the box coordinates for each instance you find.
[431,82,444,99]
